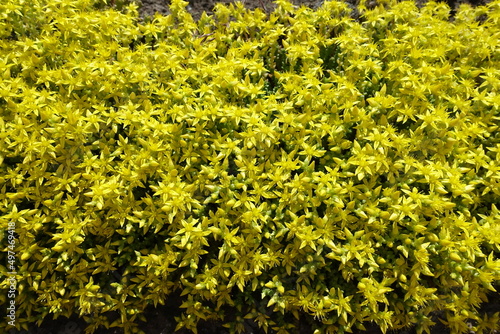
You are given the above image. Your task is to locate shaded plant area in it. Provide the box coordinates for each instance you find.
[9,289,500,333]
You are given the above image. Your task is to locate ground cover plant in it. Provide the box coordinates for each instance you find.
[0,0,499,333]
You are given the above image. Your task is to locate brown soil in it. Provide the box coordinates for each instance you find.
[136,0,492,20]
[8,0,499,333]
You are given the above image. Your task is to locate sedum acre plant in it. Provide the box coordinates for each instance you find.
[0,0,499,333]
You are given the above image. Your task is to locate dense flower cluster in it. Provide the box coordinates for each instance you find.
[0,0,499,333]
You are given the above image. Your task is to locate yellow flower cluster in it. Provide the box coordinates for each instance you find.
[0,0,499,333]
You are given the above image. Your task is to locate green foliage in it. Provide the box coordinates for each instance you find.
[0,0,499,333]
